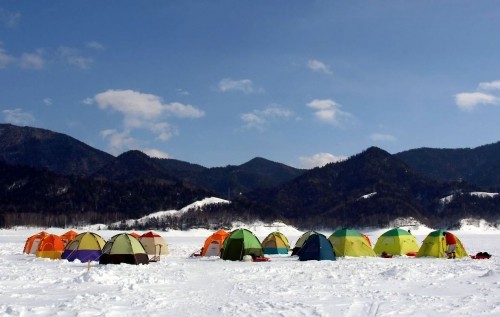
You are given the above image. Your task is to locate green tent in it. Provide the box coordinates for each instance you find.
[221,229,263,261]
[99,233,149,265]
[373,228,420,256]
[417,229,468,258]
[328,229,376,257]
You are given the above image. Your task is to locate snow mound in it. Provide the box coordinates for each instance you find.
[179,197,230,214]
[440,191,498,204]
[459,219,499,232]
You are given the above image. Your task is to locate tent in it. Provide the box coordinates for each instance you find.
[361,233,372,247]
[99,233,149,265]
[262,232,290,254]
[291,231,318,256]
[417,230,468,258]
[23,231,48,254]
[373,228,420,256]
[129,232,141,239]
[60,230,78,246]
[298,233,336,261]
[61,232,106,262]
[139,231,170,261]
[221,229,263,261]
[328,229,376,257]
[201,229,229,257]
[36,234,65,259]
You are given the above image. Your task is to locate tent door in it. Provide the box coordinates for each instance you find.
[205,241,221,257]
[224,239,244,260]
[150,244,162,262]
[264,240,277,249]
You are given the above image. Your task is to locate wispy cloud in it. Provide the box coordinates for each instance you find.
[370,133,397,142]
[0,8,21,28]
[20,50,45,69]
[455,80,500,111]
[0,46,16,68]
[218,78,262,94]
[299,152,347,169]
[91,89,204,154]
[307,99,353,126]
[307,59,332,75]
[86,41,105,50]
[241,106,295,131]
[58,46,93,69]
[42,98,53,106]
[2,108,35,125]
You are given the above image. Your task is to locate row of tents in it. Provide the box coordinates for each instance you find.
[23,230,170,265]
[23,227,469,265]
[199,228,468,261]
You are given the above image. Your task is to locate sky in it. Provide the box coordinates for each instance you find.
[1,1,500,168]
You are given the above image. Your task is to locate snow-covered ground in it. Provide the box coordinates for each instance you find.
[1,223,499,317]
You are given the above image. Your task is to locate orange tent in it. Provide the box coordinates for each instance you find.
[36,234,65,259]
[23,231,48,254]
[201,229,229,256]
[129,232,141,239]
[60,230,78,245]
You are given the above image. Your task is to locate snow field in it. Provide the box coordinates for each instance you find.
[0,228,499,316]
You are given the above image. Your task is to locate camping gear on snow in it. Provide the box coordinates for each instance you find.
[417,230,468,258]
[61,232,106,262]
[291,231,318,256]
[99,233,149,265]
[23,231,48,254]
[471,252,491,259]
[60,230,78,246]
[139,231,169,261]
[298,233,336,261]
[373,228,420,256]
[220,229,263,261]
[328,229,376,257]
[262,232,290,254]
[36,234,66,259]
[201,229,229,257]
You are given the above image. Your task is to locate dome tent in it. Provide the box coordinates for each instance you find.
[201,229,229,257]
[99,233,149,265]
[60,230,78,246]
[328,229,376,257]
[36,234,65,260]
[61,232,106,262]
[417,230,468,258]
[298,233,336,261]
[373,228,420,256]
[262,232,290,254]
[291,231,318,256]
[221,229,263,261]
[23,231,48,254]
[139,231,169,261]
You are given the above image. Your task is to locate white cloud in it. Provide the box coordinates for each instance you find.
[58,46,93,69]
[299,152,347,169]
[86,41,105,50]
[143,148,170,159]
[241,106,294,130]
[455,92,498,111]
[92,89,203,153]
[306,99,352,125]
[20,50,45,69]
[2,108,35,125]
[370,133,397,142]
[42,98,52,106]
[478,80,500,90]
[82,97,94,105]
[307,59,332,75]
[218,78,261,94]
[0,9,21,28]
[0,47,16,68]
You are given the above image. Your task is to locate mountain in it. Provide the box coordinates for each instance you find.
[0,159,215,228]
[395,141,500,189]
[244,147,481,228]
[0,124,114,176]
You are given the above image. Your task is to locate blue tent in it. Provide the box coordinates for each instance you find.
[298,233,336,261]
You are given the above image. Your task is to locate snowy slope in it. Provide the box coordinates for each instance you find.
[1,222,499,317]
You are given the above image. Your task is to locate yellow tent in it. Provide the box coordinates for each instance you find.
[417,230,468,258]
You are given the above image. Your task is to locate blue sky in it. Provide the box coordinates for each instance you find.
[1,2,500,168]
